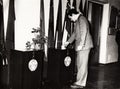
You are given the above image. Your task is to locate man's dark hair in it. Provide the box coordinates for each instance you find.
[67,9,79,16]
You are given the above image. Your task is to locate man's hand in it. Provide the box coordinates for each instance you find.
[76,45,83,51]
[64,41,70,48]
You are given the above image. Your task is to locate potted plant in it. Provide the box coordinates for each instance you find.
[26,27,47,51]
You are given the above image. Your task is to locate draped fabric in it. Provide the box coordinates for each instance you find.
[66,0,73,40]
[61,0,87,49]
[0,4,4,52]
[83,0,87,16]
[5,0,15,61]
[0,0,2,5]
[0,2,3,45]
[0,1,7,65]
[55,0,74,49]
[72,0,76,8]
[40,0,45,51]
[79,0,83,13]
[40,0,47,60]
[48,0,54,48]
[61,0,75,49]
[0,1,4,65]
[5,0,15,85]
[76,0,87,16]
[40,0,45,35]
[62,0,73,41]
[0,0,9,86]
[47,0,87,49]
[55,0,62,49]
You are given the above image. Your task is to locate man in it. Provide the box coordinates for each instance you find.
[64,9,93,88]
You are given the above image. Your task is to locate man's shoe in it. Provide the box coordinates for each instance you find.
[70,83,84,89]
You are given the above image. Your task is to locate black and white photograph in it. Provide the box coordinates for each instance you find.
[1,0,120,89]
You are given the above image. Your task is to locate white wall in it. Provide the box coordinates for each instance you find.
[99,3,110,63]
[107,35,118,63]
[99,4,118,64]
[15,0,40,51]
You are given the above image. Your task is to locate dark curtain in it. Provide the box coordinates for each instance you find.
[48,0,54,48]
[5,0,15,86]
[0,4,7,66]
[0,0,11,88]
[40,0,45,38]
[0,2,5,57]
[6,0,15,61]
[0,2,4,88]
[65,0,73,40]
[83,0,87,16]
[79,0,83,13]
[62,0,74,49]
[55,0,62,49]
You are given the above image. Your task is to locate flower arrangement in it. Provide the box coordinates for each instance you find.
[26,27,47,50]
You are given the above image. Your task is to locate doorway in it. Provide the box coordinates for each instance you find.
[87,1,103,65]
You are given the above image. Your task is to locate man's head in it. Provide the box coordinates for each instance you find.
[67,9,82,22]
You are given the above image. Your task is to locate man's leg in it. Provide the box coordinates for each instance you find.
[75,49,90,86]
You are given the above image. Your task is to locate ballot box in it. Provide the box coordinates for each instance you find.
[9,50,44,89]
[47,48,75,86]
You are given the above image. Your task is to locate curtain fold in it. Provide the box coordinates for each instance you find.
[0,1,8,65]
[48,0,54,48]
[5,0,15,61]
[0,3,4,52]
[55,0,62,49]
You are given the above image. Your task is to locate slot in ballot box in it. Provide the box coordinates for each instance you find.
[10,50,44,89]
[47,48,75,86]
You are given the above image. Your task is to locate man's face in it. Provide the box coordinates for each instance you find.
[68,14,78,22]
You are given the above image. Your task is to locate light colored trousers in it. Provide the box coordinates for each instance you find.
[75,49,90,86]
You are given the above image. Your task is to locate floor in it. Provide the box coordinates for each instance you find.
[1,62,120,89]
[41,62,120,89]
[86,63,120,89]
